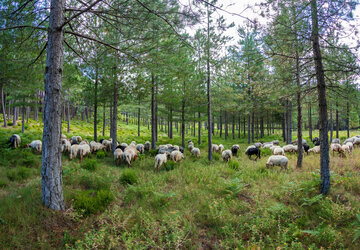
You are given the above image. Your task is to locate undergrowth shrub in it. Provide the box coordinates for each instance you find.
[228,159,240,170]
[6,167,32,182]
[163,161,176,171]
[213,153,220,161]
[0,178,9,188]
[261,148,272,157]
[148,149,159,157]
[73,189,114,216]
[96,151,106,159]
[81,159,97,171]
[119,169,137,185]
[80,174,110,191]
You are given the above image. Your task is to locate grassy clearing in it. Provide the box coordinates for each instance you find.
[0,118,360,248]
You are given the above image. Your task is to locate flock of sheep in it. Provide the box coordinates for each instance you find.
[7,133,360,171]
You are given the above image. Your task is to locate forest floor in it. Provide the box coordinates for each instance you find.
[0,118,360,249]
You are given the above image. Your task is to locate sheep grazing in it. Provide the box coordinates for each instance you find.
[90,141,105,153]
[354,138,360,147]
[245,145,256,154]
[262,143,273,149]
[341,144,351,154]
[61,134,67,140]
[78,144,91,161]
[179,146,184,154]
[188,144,194,152]
[123,147,137,166]
[144,141,151,151]
[218,144,224,153]
[254,142,262,148]
[171,145,180,151]
[245,147,261,161]
[79,139,89,145]
[70,144,81,160]
[303,144,310,155]
[270,145,281,154]
[136,144,145,154]
[221,150,232,162]
[71,136,82,145]
[212,144,219,153]
[101,139,112,151]
[231,144,240,156]
[332,138,340,144]
[312,137,319,143]
[283,144,297,153]
[170,150,184,163]
[273,147,285,156]
[191,147,200,158]
[9,134,21,148]
[114,148,124,165]
[292,139,307,145]
[61,139,71,153]
[308,146,320,154]
[272,140,279,145]
[266,155,288,170]
[118,142,128,151]
[154,152,169,172]
[344,137,356,144]
[330,143,345,157]
[27,140,42,153]
[345,142,354,151]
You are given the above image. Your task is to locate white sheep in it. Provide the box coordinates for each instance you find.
[344,137,356,144]
[70,144,81,160]
[341,144,351,154]
[61,139,71,153]
[212,144,219,153]
[221,149,232,162]
[345,142,353,151]
[332,138,341,144]
[114,148,124,165]
[283,144,296,153]
[172,145,180,151]
[188,144,194,152]
[272,140,280,145]
[159,145,168,150]
[144,141,151,151]
[27,140,42,153]
[273,147,285,156]
[123,147,137,165]
[191,147,200,158]
[354,138,360,147]
[71,136,82,145]
[90,141,105,153]
[330,143,345,157]
[254,142,262,148]
[9,134,21,148]
[136,144,145,154]
[78,144,91,161]
[61,134,67,140]
[166,144,173,148]
[170,150,184,162]
[79,139,89,145]
[218,144,224,153]
[101,139,112,151]
[270,145,281,154]
[154,152,169,172]
[263,143,273,149]
[266,155,289,170]
[308,146,320,154]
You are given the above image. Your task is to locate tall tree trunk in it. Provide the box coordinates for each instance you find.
[225,111,228,140]
[138,105,140,137]
[232,115,235,140]
[238,116,241,138]
[311,0,330,195]
[219,114,222,137]
[181,93,185,148]
[251,112,255,143]
[282,108,286,142]
[335,102,339,138]
[295,41,303,168]
[67,101,70,133]
[13,105,16,127]
[287,101,292,144]
[151,73,156,149]
[94,66,98,142]
[155,83,158,142]
[309,104,312,140]
[247,113,251,144]
[260,116,264,138]
[206,5,213,161]
[111,59,118,154]
[170,107,173,139]
[1,84,7,127]
[41,0,65,211]
[243,116,246,138]
[256,117,259,141]
[198,112,201,145]
[102,103,106,137]
[21,99,25,134]
[330,108,333,142]
[346,101,350,138]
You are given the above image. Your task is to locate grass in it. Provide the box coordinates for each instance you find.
[0,117,360,248]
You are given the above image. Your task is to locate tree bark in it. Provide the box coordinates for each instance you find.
[206,4,213,161]
[198,112,201,145]
[287,101,292,144]
[295,40,303,168]
[335,102,339,138]
[21,99,25,134]
[1,84,7,127]
[67,101,70,133]
[102,103,106,137]
[93,65,98,142]
[346,101,350,138]
[41,0,65,211]
[251,112,255,143]
[151,73,156,149]
[111,59,118,154]
[232,115,235,140]
[309,104,312,141]
[247,113,251,144]
[311,0,330,195]
[170,107,173,139]
[13,105,17,127]
[219,114,222,137]
[260,116,264,138]
[138,105,140,137]
[225,111,228,140]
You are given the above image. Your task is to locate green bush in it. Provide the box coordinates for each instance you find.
[163,161,177,171]
[119,169,137,185]
[228,159,240,170]
[261,148,272,157]
[0,178,9,188]
[79,174,110,191]
[96,151,106,159]
[73,189,114,216]
[81,159,97,171]
[20,150,40,168]
[6,167,31,182]
[148,149,159,157]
